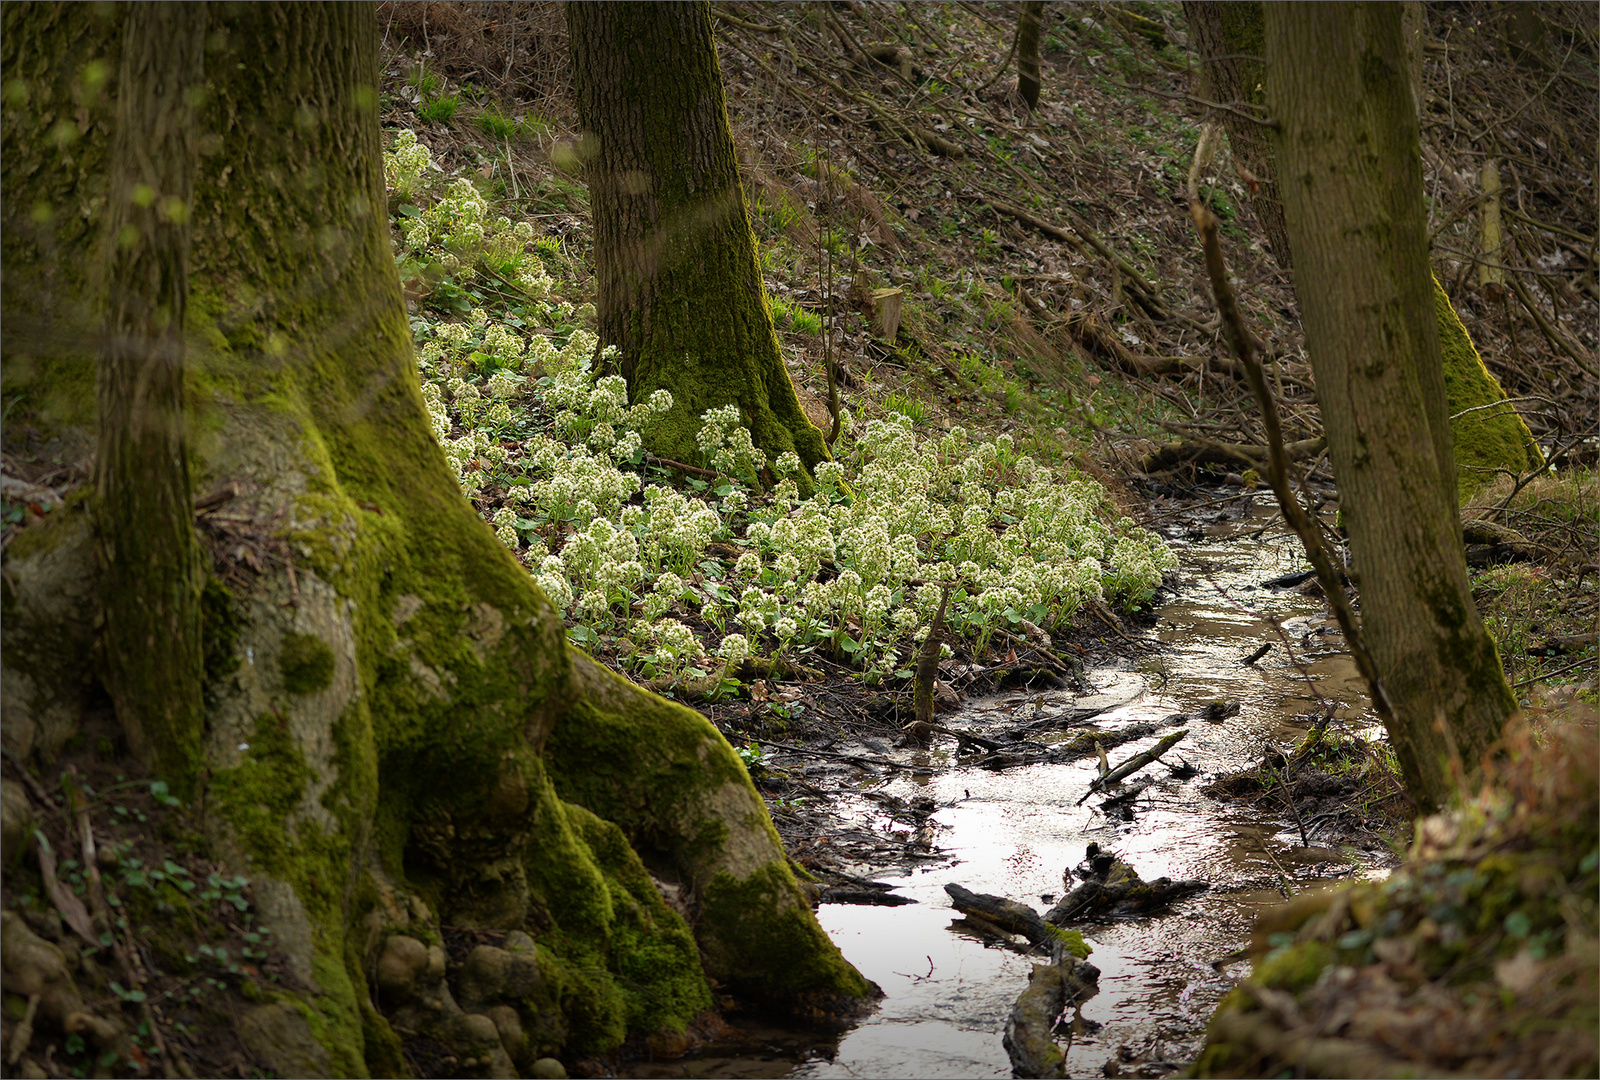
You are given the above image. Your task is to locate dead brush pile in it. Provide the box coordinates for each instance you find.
[1194,713,1599,1079]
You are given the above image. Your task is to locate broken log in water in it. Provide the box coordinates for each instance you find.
[1002,949,1102,1078]
[1045,855,1209,924]
[820,887,916,906]
[944,883,1059,948]
[1004,963,1067,1078]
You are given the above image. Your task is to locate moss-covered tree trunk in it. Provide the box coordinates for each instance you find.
[1185,0,1542,499]
[1016,1,1045,111]
[567,1,829,474]
[2,3,870,1074]
[93,1,208,797]
[1264,1,1517,812]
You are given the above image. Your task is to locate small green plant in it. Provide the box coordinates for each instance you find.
[407,66,443,98]
[884,390,930,425]
[772,296,822,335]
[475,104,548,141]
[418,93,460,124]
[736,741,765,771]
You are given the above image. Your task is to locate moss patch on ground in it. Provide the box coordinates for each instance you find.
[1194,715,1598,1079]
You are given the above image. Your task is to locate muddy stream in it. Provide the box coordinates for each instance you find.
[631,507,1398,1079]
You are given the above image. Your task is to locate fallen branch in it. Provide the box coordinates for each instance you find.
[1003,964,1068,1079]
[1506,262,1598,377]
[710,5,779,33]
[1077,729,1187,803]
[944,883,1060,949]
[757,740,933,773]
[1045,855,1208,923]
[1134,433,1326,476]
[984,198,1167,318]
[977,712,1188,771]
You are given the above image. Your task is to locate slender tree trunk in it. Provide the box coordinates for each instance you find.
[1265,2,1516,811]
[567,1,829,475]
[1017,1,1045,110]
[94,2,208,796]
[1182,1,1293,271]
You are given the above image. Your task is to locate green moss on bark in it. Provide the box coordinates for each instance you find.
[1432,276,1545,501]
[698,862,874,1007]
[568,2,829,480]
[280,633,336,694]
[549,655,873,1009]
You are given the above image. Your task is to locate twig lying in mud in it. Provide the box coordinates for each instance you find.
[757,740,934,773]
[1077,730,1187,804]
[974,713,1188,771]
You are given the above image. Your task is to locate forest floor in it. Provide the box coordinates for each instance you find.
[2,2,1595,1078]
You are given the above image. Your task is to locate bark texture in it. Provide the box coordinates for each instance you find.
[3,3,871,1072]
[1017,1,1045,111]
[1183,1,1292,270]
[1185,1,1542,500]
[567,1,829,474]
[1265,2,1516,811]
[93,2,208,795]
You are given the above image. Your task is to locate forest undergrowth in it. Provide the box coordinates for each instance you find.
[1,3,1595,1078]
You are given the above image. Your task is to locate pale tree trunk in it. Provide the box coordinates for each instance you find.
[567,1,829,476]
[2,3,870,1074]
[1265,2,1517,812]
[94,2,208,797]
[1017,1,1045,110]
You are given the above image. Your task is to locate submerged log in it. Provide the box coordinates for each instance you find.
[1002,948,1102,1078]
[1004,964,1067,1079]
[944,883,1059,948]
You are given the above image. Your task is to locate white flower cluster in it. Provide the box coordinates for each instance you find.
[385,129,557,301]
[384,129,434,200]
[387,123,1177,686]
[696,405,767,481]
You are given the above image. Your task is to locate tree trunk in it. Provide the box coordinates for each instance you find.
[1186,1,1542,503]
[2,3,870,1072]
[1017,1,1045,111]
[93,2,208,797]
[1264,2,1516,812]
[1182,1,1293,271]
[567,1,830,476]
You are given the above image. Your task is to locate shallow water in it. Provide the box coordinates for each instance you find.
[631,507,1396,1079]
